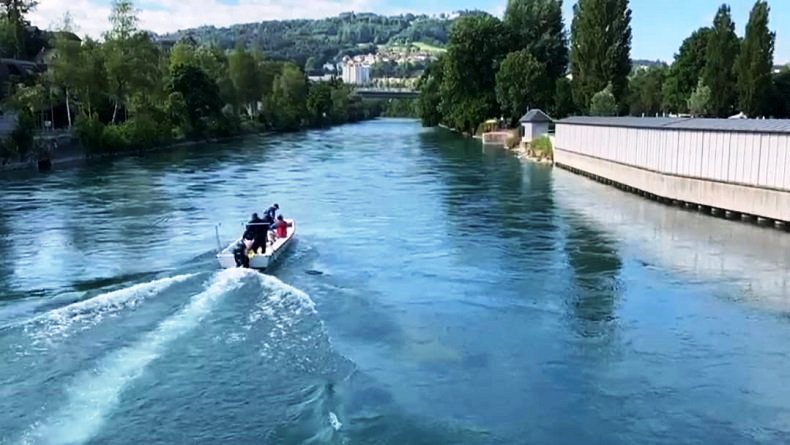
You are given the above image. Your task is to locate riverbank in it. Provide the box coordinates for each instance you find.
[0,117,383,175]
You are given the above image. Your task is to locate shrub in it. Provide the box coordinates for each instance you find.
[75,113,107,155]
[101,124,129,153]
[530,135,553,160]
[124,113,168,150]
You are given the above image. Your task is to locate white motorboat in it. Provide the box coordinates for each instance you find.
[216,219,296,270]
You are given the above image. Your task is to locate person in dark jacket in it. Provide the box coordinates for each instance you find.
[246,213,270,254]
[264,204,279,223]
[232,239,250,268]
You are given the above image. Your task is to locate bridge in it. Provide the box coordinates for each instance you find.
[353,87,419,99]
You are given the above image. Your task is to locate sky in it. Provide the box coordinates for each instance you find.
[28,0,790,63]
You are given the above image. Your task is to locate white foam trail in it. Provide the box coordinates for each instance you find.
[25,274,196,341]
[241,273,318,341]
[329,412,343,431]
[23,268,252,445]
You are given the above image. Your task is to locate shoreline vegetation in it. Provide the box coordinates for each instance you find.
[416,0,782,152]
[0,1,416,172]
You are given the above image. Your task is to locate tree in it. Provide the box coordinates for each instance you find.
[662,27,711,113]
[570,0,632,113]
[169,64,223,135]
[770,68,790,118]
[552,76,576,118]
[687,79,711,116]
[439,14,509,133]
[589,83,617,116]
[495,50,549,124]
[228,47,261,117]
[0,0,37,58]
[103,0,139,123]
[78,37,108,118]
[503,0,567,82]
[416,55,444,127]
[306,81,333,125]
[628,66,667,116]
[48,30,82,128]
[106,0,137,40]
[169,40,197,72]
[704,4,739,117]
[329,83,351,124]
[735,0,774,117]
[269,63,307,130]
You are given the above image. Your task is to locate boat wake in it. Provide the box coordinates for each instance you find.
[14,267,350,445]
[20,268,250,445]
[22,273,196,343]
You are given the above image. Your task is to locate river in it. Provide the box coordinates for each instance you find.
[1,119,790,444]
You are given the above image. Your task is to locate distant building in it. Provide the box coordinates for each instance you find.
[308,74,336,82]
[342,61,370,85]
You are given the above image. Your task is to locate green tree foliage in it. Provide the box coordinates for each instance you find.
[687,79,711,116]
[78,38,109,117]
[306,81,333,126]
[439,14,508,133]
[495,49,549,124]
[662,27,711,113]
[552,77,577,118]
[589,83,617,116]
[382,98,417,117]
[48,28,83,128]
[169,64,223,136]
[503,0,567,83]
[570,0,632,112]
[103,0,142,122]
[704,4,740,117]
[770,68,790,118]
[1,0,37,57]
[8,1,385,155]
[228,47,262,117]
[268,64,307,131]
[416,55,444,127]
[735,0,774,117]
[628,66,667,116]
[160,13,455,68]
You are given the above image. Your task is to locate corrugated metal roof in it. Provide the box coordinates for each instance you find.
[558,116,685,128]
[668,118,790,132]
[557,116,790,134]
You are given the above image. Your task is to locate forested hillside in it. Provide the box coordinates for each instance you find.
[159,12,472,69]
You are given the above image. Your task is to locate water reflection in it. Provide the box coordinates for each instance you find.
[553,168,790,312]
[562,214,623,338]
[417,130,559,272]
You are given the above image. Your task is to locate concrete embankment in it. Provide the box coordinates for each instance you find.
[553,116,790,226]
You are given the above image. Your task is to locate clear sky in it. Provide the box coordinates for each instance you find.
[28,0,790,63]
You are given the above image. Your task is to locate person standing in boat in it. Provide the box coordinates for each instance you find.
[246,213,269,254]
[264,203,279,223]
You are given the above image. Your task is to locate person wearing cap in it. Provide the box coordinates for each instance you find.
[264,203,279,223]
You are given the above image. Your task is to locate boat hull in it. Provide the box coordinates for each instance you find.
[216,219,296,270]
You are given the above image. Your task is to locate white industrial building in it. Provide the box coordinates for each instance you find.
[341,62,370,85]
[554,117,790,222]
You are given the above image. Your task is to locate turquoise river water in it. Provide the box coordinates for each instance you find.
[2,119,790,444]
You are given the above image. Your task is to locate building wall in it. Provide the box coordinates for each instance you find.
[341,63,370,85]
[554,123,790,221]
[556,124,790,191]
[522,123,549,142]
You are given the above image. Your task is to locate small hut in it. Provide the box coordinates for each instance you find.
[520,109,552,143]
